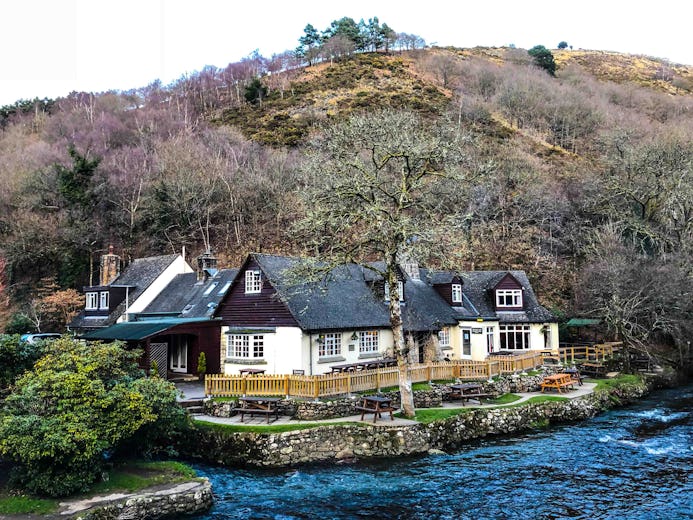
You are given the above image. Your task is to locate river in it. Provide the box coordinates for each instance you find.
[191,384,693,519]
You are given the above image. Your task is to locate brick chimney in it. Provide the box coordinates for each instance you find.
[100,245,121,285]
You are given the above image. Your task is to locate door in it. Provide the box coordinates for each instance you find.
[461,328,472,358]
[170,337,188,373]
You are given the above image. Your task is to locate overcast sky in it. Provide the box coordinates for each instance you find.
[1,0,691,105]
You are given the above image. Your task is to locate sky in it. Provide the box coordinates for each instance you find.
[1,0,691,106]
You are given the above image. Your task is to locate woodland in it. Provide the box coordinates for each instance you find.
[0,18,691,366]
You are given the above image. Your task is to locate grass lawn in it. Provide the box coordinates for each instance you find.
[591,374,642,391]
[404,407,474,424]
[0,460,197,515]
[489,393,522,405]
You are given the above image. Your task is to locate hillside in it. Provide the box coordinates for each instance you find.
[0,46,690,359]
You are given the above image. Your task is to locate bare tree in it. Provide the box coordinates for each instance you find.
[293,110,477,418]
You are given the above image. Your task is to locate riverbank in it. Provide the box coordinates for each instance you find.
[181,373,667,467]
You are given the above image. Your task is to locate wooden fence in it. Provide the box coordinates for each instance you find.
[204,350,553,398]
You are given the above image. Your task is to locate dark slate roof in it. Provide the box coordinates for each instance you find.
[252,254,458,332]
[80,317,211,340]
[143,269,238,318]
[427,269,556,323]
[70,254,180,330]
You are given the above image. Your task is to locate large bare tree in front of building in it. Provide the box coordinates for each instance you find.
[295,110,480,418]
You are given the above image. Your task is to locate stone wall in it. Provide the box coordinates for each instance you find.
[71,480,213,520]
[184,377,652,468]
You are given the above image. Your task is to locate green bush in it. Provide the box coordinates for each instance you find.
[0,338,187,497]
[0,334,48,389]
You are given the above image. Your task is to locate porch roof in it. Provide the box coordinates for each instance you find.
[565,318,601,327]
[79,317,213,341]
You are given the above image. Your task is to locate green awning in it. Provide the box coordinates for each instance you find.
[565,318,601,327]
[80,318,213,341]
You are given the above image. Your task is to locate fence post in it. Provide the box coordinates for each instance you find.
[347,373,352,395]
[487,361,492,380]
[376,369,380,391]
[314,377,320,400]
[427,364,432,383]
[284,375,290,398]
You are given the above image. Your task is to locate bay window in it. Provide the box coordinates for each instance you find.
[499,324,531,350]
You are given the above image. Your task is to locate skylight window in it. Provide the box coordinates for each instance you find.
[203,282,219,296]
[218,281,232,295]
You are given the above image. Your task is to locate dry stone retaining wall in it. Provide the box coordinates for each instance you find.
[187,377,653,468]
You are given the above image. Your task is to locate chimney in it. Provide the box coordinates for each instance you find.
[100,245,121,285]
[197,250,218,282]
[399,254,420,281]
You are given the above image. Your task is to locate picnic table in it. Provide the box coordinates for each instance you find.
[540,373,575,393]
[580,362,607,378]
[238,368,266,376]
[233,396,280,423]
[330,358,397,373]
[563,367,583,385]
[449,383,494,405]
[355,396,396,423]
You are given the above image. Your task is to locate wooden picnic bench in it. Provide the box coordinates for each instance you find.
[580,362,607,378]
[233,396,280,424]
[355,396,396,423]
[540,373,575,393]
[449,383,494,405]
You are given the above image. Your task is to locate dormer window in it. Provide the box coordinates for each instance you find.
[496,289,522,308]
[384,281,404,302]
[99,291,109,310]
[245,270,262,294]
[86,292,98,310]
[451,284,462,304]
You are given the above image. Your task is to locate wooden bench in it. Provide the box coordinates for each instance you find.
[233,396,280,424]
[581,362,607,378]
[356,396,395,423]
[540,374,575,393]
[449,384,494,405]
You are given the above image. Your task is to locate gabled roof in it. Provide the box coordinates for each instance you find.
[247,254,458,332]
[427,269,556,323]
[143,269,238,318]
[70,254,181,330]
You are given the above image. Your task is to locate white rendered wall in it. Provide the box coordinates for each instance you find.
[222,326,304,375]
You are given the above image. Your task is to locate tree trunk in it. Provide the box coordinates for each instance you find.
[388,265,415,417]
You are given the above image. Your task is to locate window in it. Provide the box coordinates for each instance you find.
[203,281,219,296]
[499,324,531,350]
[359,330,379,353]
[384,281,404,302]
[496,289,523,308]
[451,284,462,304]
[86,292,98,310]
[438,328,451,348]
[99,291,109,310]
[245,270,262,294]
[461,328,472,356]
[318,333,342,357]
[227,334,264,358]
[486,326,495,353]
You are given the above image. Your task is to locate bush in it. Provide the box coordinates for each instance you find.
[0,334,47,389]
[528,45,557,76]
[0,338,187,496]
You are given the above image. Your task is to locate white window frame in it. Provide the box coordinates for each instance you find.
[86,292,98,310]
[359,330,379,353]
[384,281,404,302]
[99,291,109,310]
[245,270,262,294]
[451,284,462,304]
[499,324,531,350]
[496,289,523,308]
[438,327,451,348]
[227,334,264,359]
[318,333,342,357]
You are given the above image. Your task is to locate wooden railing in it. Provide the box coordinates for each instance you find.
[205,352,549,398]
[553,342,622,364]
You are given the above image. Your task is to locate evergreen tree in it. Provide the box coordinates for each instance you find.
[528,45,557,76]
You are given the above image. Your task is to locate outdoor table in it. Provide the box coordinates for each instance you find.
[233,396,280,423]
[540,373,574,393]
[355,396,395,423]
[449,383,493,405]
[239,368,266,376]
[563,367,583,385]
[330,362,360,373]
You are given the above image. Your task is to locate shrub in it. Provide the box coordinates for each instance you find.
[0,338,186,496]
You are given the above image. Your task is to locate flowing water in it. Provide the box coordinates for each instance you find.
[191,384,693,519]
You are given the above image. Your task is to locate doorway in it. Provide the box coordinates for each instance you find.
[170,336,188,373]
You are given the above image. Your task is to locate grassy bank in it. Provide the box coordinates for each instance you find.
[0,460,198,515]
